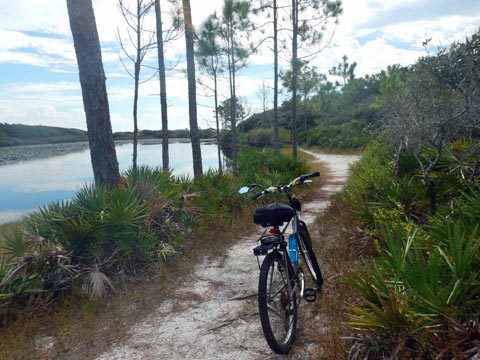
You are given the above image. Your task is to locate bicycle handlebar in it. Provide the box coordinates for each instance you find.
[247,172,320,200]
[302,171,320,180]
[294,171,320,185]
[251,191,265,200]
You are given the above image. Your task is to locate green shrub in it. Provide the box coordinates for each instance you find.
[345,137,480,358]
[343,141,395,227]
[237,148,309,186]
[305,120,374,149]
[237,128,290,147]
[347,222,480,358]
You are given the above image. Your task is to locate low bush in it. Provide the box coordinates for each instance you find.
[304,120,374,149]
[344,138,480,359]
[236,128,291,148]
[237,147,309,186]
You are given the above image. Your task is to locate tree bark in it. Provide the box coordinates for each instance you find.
[229,21,238,170]
[213,67,222,173]
[133,60,140,179]
[303,93,307,132]
[67,0,120,188]
[273,0,280,151]
[291,0,299,159]
[154,0,169,170]
[182,0,203,177]
[131,0,142,181]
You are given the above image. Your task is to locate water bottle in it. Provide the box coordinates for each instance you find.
[288,234,298,264]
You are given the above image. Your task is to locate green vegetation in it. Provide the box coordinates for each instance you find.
[303,120,373,149]
[0,148,307,327]
[232,53,382,150]
[343,139,480,358]
[234,127,291,148]
[336,31,480,358]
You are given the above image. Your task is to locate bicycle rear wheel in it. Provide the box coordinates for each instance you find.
[258,251,297,354]
[298,221,324,287]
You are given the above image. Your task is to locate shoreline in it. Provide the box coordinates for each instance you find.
[0,137,218,149]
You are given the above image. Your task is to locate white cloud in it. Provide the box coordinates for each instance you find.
[0,1,70,35]
[1,0,480,132]
[110,112,134,132]
[0,81,85,128]
[306,0,480,78]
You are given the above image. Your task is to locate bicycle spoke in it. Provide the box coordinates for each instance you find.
[267,304,285,319]
[284,313,294,332]
[268,282,287,300]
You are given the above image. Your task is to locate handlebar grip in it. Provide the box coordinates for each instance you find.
[304,171,320,179]
[251,191,264,200]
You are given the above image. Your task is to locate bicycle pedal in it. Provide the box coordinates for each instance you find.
[303,288,317,302]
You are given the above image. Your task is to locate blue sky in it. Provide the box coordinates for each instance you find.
[0,0,479,132]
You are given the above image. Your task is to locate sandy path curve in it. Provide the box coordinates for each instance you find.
[96,151,359,360]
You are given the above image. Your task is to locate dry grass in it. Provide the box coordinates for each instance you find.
[305,198,359,359]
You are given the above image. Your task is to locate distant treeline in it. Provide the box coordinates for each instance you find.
[0,123,217,147]
[113,128,217,140]
[0,123,88,147]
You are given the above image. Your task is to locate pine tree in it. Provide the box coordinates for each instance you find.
[289,0,342,158]
[197,14,224,173]
[67,0,120,188]
[182,0,203,177]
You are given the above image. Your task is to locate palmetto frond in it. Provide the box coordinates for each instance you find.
[83,264,115,300]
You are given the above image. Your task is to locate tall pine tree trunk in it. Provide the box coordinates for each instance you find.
[291,0,299,159]
[273,0,280,151]
[303,93,308,132]
[154,0,169,170]
[182,0,203,177]
[132,0,142,180]
[229,23,238,170]
[133,60,140,179]
[213,67,222,174]
[67,0,120,188]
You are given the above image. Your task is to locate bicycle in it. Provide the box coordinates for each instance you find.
[238,172,324,354]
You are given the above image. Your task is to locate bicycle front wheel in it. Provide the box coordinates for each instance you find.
[258,251,297,354]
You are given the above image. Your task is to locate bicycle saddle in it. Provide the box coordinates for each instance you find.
[253,203,295,227]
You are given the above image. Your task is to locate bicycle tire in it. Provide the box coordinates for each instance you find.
[258,251,297,354]
[298,220,324,287]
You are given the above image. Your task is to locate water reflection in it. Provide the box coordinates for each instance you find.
[0,140,221,224]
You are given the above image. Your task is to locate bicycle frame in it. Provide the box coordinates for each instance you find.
[255,209,306,304]
[239,171,321,354]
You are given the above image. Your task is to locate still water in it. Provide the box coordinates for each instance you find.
[0,140,221,224]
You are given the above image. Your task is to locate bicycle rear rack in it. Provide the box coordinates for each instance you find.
[253,235,284,256]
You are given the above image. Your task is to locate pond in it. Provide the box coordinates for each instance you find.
[0,140,223,225]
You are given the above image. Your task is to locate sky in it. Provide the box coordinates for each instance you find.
[0,0,478,132]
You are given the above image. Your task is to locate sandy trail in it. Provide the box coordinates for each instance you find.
[96,151,359,360]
